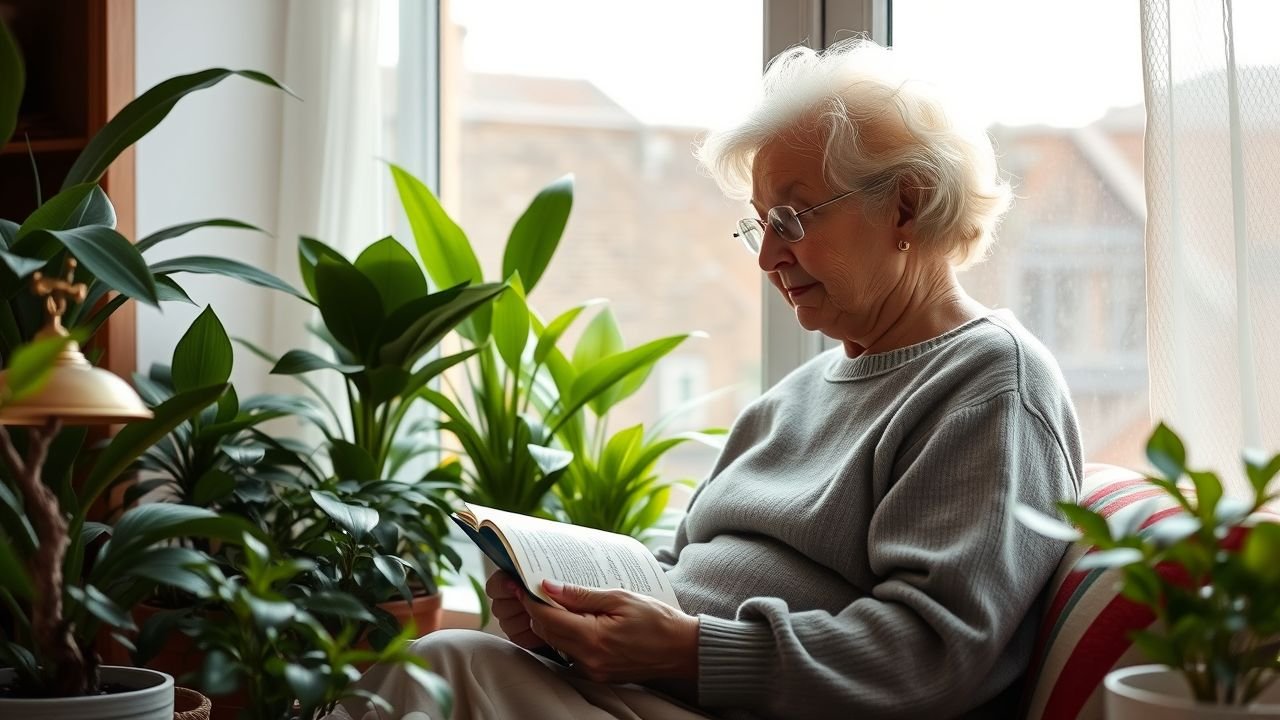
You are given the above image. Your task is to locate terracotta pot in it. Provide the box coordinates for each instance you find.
[0,666,173,720]
[1105,665,1280,719]
[376,592,444,637]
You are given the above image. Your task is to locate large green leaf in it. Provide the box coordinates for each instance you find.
[270,349,362,376]
[79,383,230,511]
[297,236,349,302]
[554,334,691,433]
[390,163,481,289]
[491,275,529,373]
[378,283,505,369]
[136,218,264,254]
[171,306,232,392]
[64,68,293,189]
[354,236,428,315]
[15,186,117,262]
[311,490,378,540]
[329,440,377,481]
[503,174,572,293]
[0,17,23,148]
[25,225,159,306]
[533,300,602,367]
[1146,422,1186,481]
[151,255,310,303]
[92,504,256,584]
[314,256,384,360]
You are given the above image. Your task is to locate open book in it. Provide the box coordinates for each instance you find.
[451,502,682,612]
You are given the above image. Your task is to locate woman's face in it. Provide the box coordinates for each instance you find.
[751,127,913,345]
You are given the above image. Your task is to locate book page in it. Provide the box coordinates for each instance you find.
[462,503,681,611]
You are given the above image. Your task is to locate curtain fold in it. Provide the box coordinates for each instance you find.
[268,0,385,423]
[1141,0,1280,489]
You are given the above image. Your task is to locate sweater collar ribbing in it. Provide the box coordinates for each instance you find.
[823,312,999,382]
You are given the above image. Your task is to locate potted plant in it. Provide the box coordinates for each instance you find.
[237,232,505,638]
[549,305,724,541]
[0,324,258,718]
[140,532,450,720]
[1017,423,1280,718]
[391,166,697,518]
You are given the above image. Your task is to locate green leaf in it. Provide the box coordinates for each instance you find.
[1243,522,1280,584]
[215,383,239,423]
[0,17,23,147]
[0,536,31,599]
[2,333,74,403]
[375,554,412,602]
[0,250,46,281]
[534,300,603,366]
[377,282,505,368]
[527,444,573,477]
[270,349,362,375]
[80,383,230,510]
[314,256,385,360]
[200,649,240,696]
[171,306,232,392]
[245,594,296,629]
[573,306,625,373]
[154,275,194,304]
[556,334,690,432]
[1187,470,1223,524]
[311,490,378,540]
[1013,503,1083,541]
[123,546,210,597]
[402,347,482,398]
[151,255,310,303]
[354,236,428,315]
[68,584,136,631]
[285,663,328,711]
[192,469,236,505]
[1059,503,1114,545]
[492,275,530,373]
[1244,449,1280,501]
[1146,514,1201,548]
[303,590,374,622]
[297,235,349,301]
[329,440,378,481]
[1074,547,1144,571]
[502,173,572,293]
[65,68,293,188]
[136,218,264,254]
[1147,422,1187,481]
[34,225,159,306]
[367,366,409,406]
[391,163,488,341]
[14,183,97,242]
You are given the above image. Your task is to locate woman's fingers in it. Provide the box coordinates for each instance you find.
[484,570,519,600]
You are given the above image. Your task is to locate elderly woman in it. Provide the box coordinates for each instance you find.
[336,37,1082,720]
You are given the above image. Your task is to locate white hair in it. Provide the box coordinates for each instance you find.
[695,37,1011,269]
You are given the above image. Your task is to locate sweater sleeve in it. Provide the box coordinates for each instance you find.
[696,391,1078,719]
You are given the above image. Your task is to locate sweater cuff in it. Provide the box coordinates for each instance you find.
[697,614,777,707]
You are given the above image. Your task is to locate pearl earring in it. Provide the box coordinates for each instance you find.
[898,240,910,252]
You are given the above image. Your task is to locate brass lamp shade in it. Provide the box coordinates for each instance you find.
[0,337,153,426]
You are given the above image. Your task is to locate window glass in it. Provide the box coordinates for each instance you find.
[892,1,1150,468]
[437,0,767,487]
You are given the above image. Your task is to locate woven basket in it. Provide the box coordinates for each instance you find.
[173,686,212,720]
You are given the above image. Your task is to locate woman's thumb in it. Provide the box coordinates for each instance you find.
[542,579,613,613]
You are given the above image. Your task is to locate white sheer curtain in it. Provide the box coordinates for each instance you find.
[1141,0,1280,489]
[268,0,385,409]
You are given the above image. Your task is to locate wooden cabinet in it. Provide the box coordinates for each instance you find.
[1,0,136,377]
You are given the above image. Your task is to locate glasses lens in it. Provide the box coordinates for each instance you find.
[736,218,763,253]
[768,207,804,242]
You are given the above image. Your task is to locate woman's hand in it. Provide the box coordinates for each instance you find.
[520,579,699,684]
[484,570,546,650]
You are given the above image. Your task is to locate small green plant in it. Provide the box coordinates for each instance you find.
[1016,423,1280,705]
[165,533,450,720]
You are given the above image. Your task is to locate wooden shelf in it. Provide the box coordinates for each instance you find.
[1,137,89,155]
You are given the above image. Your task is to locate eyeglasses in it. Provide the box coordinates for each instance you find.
[733,189,859,254]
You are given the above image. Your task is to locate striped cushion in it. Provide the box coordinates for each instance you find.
[1020,463,1279,720]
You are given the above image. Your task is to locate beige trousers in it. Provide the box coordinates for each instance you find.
[329,629,714,720]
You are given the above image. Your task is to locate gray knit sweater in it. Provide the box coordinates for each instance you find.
[654,311,1083,719]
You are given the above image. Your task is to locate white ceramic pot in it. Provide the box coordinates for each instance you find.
[0,666,174,720]
[1106,664,1280,719]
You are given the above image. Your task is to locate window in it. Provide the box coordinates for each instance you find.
[892,0,1151,469]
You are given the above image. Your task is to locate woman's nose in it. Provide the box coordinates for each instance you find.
[756,224,795,273]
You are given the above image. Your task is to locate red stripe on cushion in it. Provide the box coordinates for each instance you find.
[1081,478,1147,507]
[1094,488,1168,518]
[1040,594,1156,720]
[1139,505,1185,531]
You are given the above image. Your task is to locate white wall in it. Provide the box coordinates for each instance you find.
[134,0,288,396]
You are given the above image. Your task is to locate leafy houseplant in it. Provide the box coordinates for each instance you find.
[1017,423,1280,708]
[235,233,504,627]
[392,166,696,517]
[149,533,450,720]
[551,306,723,540]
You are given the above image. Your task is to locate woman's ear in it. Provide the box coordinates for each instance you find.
[896,186,918,229]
